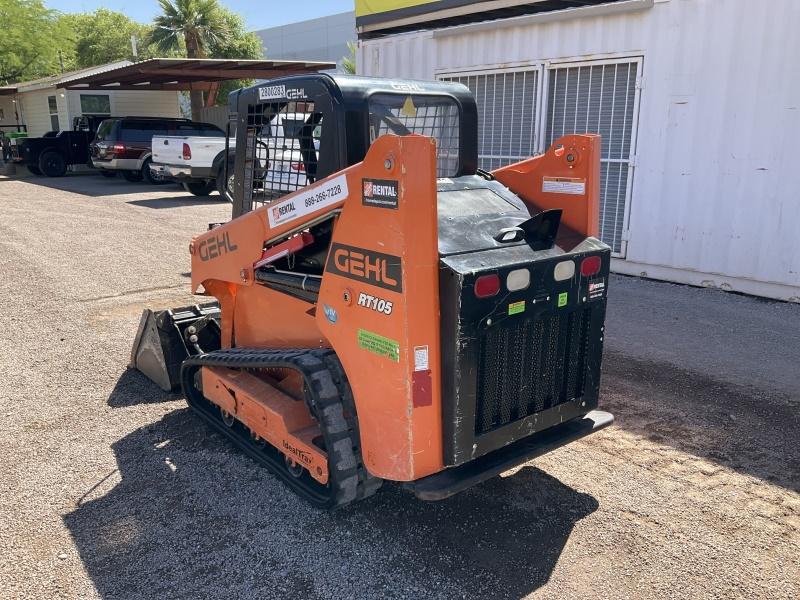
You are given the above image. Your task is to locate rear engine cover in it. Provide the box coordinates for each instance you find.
[437,179,610,466]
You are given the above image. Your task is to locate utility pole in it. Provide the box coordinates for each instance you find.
[58,50,65,73]
[131,35,138,60]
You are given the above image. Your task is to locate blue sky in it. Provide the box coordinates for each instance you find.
[45,0,354,30]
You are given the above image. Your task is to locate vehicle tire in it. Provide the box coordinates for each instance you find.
[215,153,235,200]
[142,157,167,185]
[26,165,42,176]
[122,170,143,182]
[38,151,67,177]
[183,180,215,196]
[99,170,117,178]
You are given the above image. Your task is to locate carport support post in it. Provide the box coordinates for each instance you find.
[190,89,204,121]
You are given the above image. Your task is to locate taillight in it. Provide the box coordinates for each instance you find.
[111,144,125,154]
[474,274,500,298]
[290,162,305,171]
[506,268,530,291]
[554,260,575,281]
[580,256,602,277]
[182,143,191,160]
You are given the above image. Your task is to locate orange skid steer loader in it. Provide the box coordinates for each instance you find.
[131,74,614,508]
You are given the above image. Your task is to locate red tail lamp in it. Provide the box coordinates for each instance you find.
[580,256,602,277]
[474,274,501,298]
[182,143,192,160]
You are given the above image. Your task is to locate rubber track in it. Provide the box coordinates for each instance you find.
[181,348,382,509]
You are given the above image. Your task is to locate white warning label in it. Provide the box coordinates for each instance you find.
[413,345,429,372]
[542,176,586,195]
[267,174,349,228]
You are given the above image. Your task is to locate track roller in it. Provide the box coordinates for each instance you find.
[181,348,382,509]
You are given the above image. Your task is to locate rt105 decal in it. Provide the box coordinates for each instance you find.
[357,292,393,315]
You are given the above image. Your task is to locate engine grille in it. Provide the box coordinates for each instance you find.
[475,307,592,435]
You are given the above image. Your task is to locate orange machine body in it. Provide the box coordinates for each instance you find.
[188,132,600,482]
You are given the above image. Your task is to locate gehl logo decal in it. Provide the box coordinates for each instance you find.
[325,243,402,292]
[198,232,238,262]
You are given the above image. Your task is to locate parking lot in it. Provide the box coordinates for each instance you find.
[1,172,798,599]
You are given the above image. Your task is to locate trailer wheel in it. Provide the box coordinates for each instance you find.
[122,170,143,182]
[26,165,42,176]
[183,180,215,196]
[39,151,67,177]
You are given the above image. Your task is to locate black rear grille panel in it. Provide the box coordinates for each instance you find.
[475,307,593,436]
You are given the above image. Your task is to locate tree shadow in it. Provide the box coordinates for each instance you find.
[65,390,598,599]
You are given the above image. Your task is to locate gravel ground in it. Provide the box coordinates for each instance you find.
[0,172,798,600]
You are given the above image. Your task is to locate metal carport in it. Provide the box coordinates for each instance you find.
[60,58,335,92]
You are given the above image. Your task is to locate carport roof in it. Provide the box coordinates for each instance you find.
[61,58,336,91]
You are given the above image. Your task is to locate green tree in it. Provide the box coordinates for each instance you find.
[205,8,263,106]
[0,0,73,85]
[61,10,156,69]
[149,0,231,118]
[341,41,357,75]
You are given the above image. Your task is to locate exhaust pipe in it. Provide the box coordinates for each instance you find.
[130,302,221,391]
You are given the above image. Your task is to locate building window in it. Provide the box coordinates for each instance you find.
[47,95,59,131]
[80,94,111,116]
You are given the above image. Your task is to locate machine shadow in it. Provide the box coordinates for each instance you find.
[106,367,180,407]
[600,350,800,493]
[65,404,597,599]
[18,172,167,196]
[127,195,225,209]
[352,471,598,599]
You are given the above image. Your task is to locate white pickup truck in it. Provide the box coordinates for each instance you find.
[150,133,234,197]
[151,111,322,198]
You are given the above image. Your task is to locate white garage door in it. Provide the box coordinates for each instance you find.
[441,57,641,256]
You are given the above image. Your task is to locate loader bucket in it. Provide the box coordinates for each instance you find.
[130,302,221,391]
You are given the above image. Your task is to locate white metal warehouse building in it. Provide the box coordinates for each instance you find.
[356,0,800,302]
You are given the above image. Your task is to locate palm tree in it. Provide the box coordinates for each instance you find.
[341,41,357,75]
[149,0,230,118]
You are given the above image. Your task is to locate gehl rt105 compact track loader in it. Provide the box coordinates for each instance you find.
[131,74,614,508]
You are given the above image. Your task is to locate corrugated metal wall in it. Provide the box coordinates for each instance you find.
[359,0,800,301]
[196,106,230,130]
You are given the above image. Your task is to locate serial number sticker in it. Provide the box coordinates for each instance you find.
[508,300,526,315]
[258,84,286,100]
[413,345,429,371]
[267,174,349,228]
[358,329,400,362]
[542,176,586,195]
